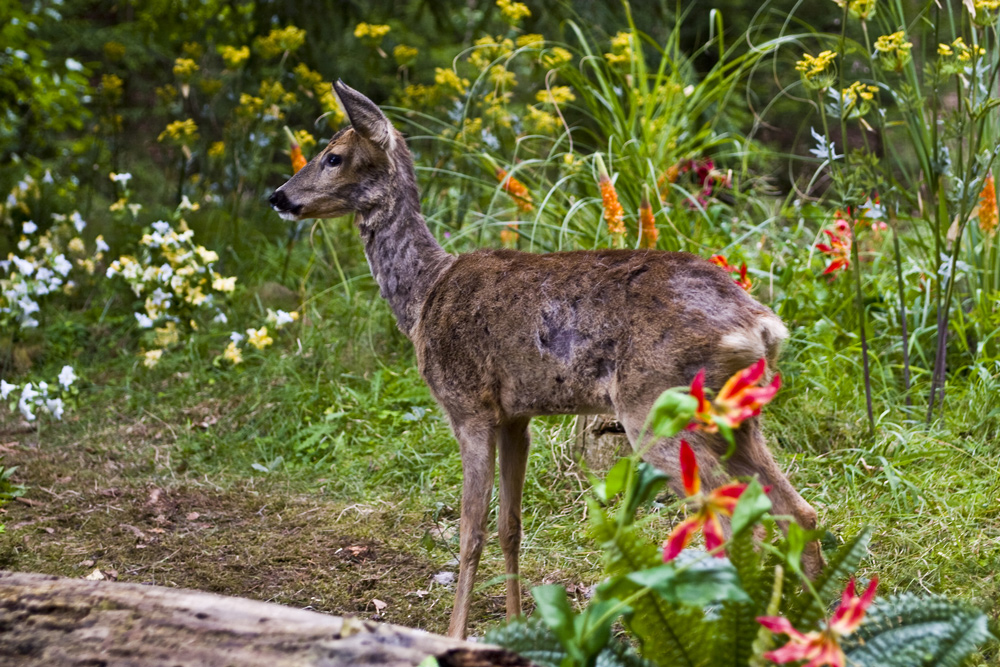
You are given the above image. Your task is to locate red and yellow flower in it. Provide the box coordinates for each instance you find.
[687,359,780,433]
[662,440,748,561]
[710,254,752,292]
[757,578,878,667]
[816,218,852,276]
[497,168,534,214]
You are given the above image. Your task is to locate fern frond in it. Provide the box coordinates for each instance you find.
[484,616,566,667]
[843,593,994,667]
[711,529,768,666]
[790,527,872,628]
[594,520,709,666]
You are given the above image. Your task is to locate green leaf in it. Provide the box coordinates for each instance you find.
[593,457,633,503]
[623,462,669,520]
[575,598,630,659]
[646,388,697,438]
[627,559,750,606]
[730,479,771,537]
[531,585,577,650]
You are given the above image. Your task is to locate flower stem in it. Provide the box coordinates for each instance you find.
[849,220,874,434]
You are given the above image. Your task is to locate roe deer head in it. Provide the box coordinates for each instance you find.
[269,80,823,639]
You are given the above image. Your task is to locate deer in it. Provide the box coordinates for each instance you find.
[269,80,823,639]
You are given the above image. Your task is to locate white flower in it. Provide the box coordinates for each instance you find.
[65,58,84,72]
[17,239,30,251]
[151,221,171,235]
[20,316,38,329]
[179,195,200,211]
[0,260,10,273]
[18,399,35,421]
[35,267,54,282]
[53,254,73,277]
[45,398,65,420]
[229,331,244,343]
[58,365,77,390]
[12,256,34,276]
[128,204,142,217]
[38,381,49,396]
[808,126,841,161]
[135,312,154,328]
[149,288,171,306]
[0,380,16,400]
[213,311,228,324]
[43,170,54,184]
[18,383,38,421]
[23,221,37,234]
[110,172,133,184]
[266,309,298,328]
[159,263,174,281]
[70,211,86,232]
[17,297,39,315]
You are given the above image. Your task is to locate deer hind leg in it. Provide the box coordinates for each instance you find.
[723,418,824,578]
[497,416,531,622]
[447,416,497,639]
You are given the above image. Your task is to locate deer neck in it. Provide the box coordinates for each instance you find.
[356,171,454,338]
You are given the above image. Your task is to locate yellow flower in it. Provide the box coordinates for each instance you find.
[182,42,203,59]
[938,43,953,56]
[393,44,419,66]
[143,349,163,368]
[101,74,123,104]
[468,35,514,70]
[541,46,572,69]
[524,106,560,134]
[223,341,243,365]
[317,89,347,127]
[219,45,250,68]
[68,238,85,254]
[155,321,179,347]
[841,81,879,117]
[971,0,999,25]
[155,84,177,104]
[353,22,391,45]
[255,25,307,59]
[833,0,876,20]
[536,85,575,106]
[434,67,470,96]
[874,31,912,72]
[605,31,635,66]
[487,65,517,88]
[795,50,837,90]
[208,141,225,158]
[110,198,127,212]
[212,275,237,292]
[158,118,199,144]
[293,63,323,90]
[103,41,126,61]
[247,327,273,350]
[173,57,199,80]
[497,0,531,24]
[516,34,544,49]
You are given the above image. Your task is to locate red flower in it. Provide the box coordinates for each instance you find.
[662,441,748,561]
[758,578,878,667]
[687,360,780,433]
[284,126,307,174]
[816,219,852,276]
[709,255,752,292]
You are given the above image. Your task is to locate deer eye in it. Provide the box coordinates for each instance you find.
[325,153,342,167]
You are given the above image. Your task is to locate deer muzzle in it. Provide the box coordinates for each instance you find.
[269,189,303,221]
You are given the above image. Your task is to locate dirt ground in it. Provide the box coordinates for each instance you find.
[0,410,509,637]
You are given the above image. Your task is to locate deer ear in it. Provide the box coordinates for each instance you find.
[333,80,395,151]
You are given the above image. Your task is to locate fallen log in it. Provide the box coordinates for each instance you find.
[0,571,530,666]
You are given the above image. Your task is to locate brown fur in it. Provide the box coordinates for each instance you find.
[270,81,822,639]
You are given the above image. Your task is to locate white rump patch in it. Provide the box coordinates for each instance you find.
[719,315,788,373]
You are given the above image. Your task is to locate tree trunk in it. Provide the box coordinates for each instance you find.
[573,416,630,473]
[0,571,529,667]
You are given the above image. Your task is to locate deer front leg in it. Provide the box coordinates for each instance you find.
[497,417,531,622]
[447,417,497,639]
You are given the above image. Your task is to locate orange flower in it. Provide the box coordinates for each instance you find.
[284,126,307,173]
[595,154,625,245]
[662,440,748,560]
[500,222,519,247]
[816,218,852,275]
[980,173,997,236]
[757,578,878,667]
[710,254,733,271]
[687,359,781,433]
[496,168,534,214]
[639,186,658,249]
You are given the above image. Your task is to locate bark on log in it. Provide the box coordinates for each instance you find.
[0,571,530,667]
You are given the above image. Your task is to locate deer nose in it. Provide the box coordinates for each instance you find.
[269,189,291,211]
